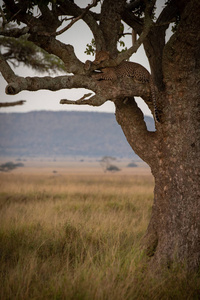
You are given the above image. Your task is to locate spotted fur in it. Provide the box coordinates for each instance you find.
[94,61,160,122]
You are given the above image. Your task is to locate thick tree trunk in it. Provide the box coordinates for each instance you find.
[145,87,200,271]
[116,45,200,273]
[146,158,200,270]
[116,87,200,271]
[146,71,200,271]
[116,0,200,272]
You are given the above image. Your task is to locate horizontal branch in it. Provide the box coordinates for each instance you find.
[59,76,155,119]
[4,72,155,118]
[60,92,92,104]
[60,93,106,107]
[0,50,156,120]
[4,74,98,95]
[0,100,26,107]
[0,50,93,94]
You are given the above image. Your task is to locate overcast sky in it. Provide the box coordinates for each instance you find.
[0,0,168,116]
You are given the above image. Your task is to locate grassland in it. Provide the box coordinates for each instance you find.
[0,170,199,299]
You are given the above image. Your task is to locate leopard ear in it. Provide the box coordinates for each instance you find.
[84,60,92,71]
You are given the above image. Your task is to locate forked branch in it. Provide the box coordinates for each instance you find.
[116,0,155,63]
[60,93,106,107]
[54,0,99,37]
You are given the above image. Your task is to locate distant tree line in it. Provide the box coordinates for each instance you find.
[0,161,24,172]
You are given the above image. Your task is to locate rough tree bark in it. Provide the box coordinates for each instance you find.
[116,0,200,270]
[0,0,199,272]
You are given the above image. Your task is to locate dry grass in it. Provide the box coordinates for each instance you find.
[0,172,199,300]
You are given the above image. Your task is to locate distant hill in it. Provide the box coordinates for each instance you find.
[0,111,155,159]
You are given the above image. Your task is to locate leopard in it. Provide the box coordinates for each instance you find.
[93,61,160,122]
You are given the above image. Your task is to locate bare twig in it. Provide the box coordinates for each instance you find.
[53,0,99,37]
[60,93,93,104]
[0,100,26,107]
[9,9,22,22]
[60,93,106,106]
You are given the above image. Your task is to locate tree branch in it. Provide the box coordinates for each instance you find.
[88,0,154,70]
[0,100,26,107]
[84,17,151,72]
[116,23,151,63]
[27,36,85,75]
[1,1,104,73]
[2,65,155,120]
[4,74,98,95]
[60,93,106,107]
[122,8,143,35]
[0,53,17,83]
[56,0,105,52]
[115,97,158,165]
[141,0,171,90]
[99,0,126,57]
[3,0,42,30]
[60,92,93,104]
[126,0,143,12]
[156,1,178,26]
[0,26,29,37]
[116,0,155,63]
[122,1,170,90]
[2,1,85,74]
[54,0,99,37]
[59,76,155,121]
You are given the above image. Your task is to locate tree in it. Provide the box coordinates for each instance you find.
[0,20,66,106]
[0,30,66,73]
[100,156,121,173]
[0,161,24,172]
[0,0,199,273]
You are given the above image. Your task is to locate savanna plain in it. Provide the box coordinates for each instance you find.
[0,161,199,300]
